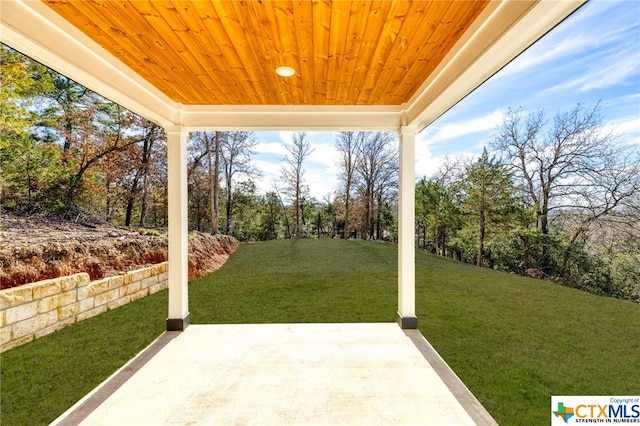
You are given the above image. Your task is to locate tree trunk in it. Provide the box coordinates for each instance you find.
[274,184,291,239]
[368,190,375,239]
[213,133,220,233]
[441,226,447,257]
[195,196,202,231]
[477,208,485,267]
[204,133,216,234]
[294,165,302,239]
[296,202,302,239]
[520,234,531,271]
[62,116,73,155]
[139,137,153,227]
[104,178,112,222]
[540,190,551,272]
[125,197,135,227]
[225,190,232,235]
[434,215,440,255]
[561,228,585,276]
[375,191,382,239]
[125,171,141,227]
[139,171,148,227]
[344,189,350,240]
[205,132,220,235]
[225,144,233,235]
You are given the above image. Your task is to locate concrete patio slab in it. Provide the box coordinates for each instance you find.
[52,323,496,425]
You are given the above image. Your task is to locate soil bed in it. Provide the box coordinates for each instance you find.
[0,213,239,289]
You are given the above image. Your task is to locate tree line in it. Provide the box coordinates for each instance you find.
[2,46,168,226]
[0,46,399,242]
[187,129,398,242]
[416,104,639,302]
[2,45,638,301]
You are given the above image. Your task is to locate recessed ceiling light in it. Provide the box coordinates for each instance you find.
[275,66,295,77]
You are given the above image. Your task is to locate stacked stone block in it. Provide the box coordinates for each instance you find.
[0,262,168,352]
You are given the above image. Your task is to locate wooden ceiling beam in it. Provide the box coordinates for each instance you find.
[139,1,233,103]
[203,1,268,104]
[325,1,351,104]
[179,104,403,131]
[59,1,183,100]
[291,0,315,105]
[169,1,246,104]
[311,0,331,104]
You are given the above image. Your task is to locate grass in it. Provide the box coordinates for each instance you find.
[0,293,167,425]
[189,239,397,323]
[414,252,640,424]
[2,239,638,425]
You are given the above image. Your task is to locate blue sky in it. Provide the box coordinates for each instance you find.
[253,0,640,200]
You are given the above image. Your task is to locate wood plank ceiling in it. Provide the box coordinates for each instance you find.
[42,1,490,106]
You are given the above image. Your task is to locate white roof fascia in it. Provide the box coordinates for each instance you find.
[402,0,587,133]
[180,105,403,132]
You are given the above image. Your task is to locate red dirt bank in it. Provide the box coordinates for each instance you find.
[0,213,239,289]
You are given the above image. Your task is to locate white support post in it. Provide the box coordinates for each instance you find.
[397,126,417,329]
[166,125,190,331]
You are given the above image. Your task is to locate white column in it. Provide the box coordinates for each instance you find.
[397,126,417,329]
[166,125,190,331]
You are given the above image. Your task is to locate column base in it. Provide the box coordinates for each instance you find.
[397,312,418,329]
[167,313,191,331]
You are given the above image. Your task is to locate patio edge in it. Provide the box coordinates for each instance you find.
[403,329,499,426]
[50,331,180,426]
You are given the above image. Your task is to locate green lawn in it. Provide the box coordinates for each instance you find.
[2,239,638,425]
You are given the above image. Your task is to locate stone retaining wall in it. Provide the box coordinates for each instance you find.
[0,262,168,353]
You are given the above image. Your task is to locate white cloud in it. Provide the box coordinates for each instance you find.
[610,116,640,141]
[305,167,339,201]
[580,60,638,92]
[542,49,639,94]
[254,141,288,157]
[415,144,443,178]
[308,142,340,168]
[497,1,637,83]
[419,110,505,146]
[278,131,294,144]
[415,144,480,180]
[300,140,340,199]
[252,159,282,194]
[501,35,594,78]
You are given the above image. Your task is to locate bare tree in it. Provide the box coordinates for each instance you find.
[492,102,640,272]
[135,120,164,227]
[188,131,258,235]
[221,131,259,234]
[272,178,291,239]
[207,132,221,234]
[335,132,364,239]
[189,131,221,234]
[355,132,398,240]
[281,132,314,239]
